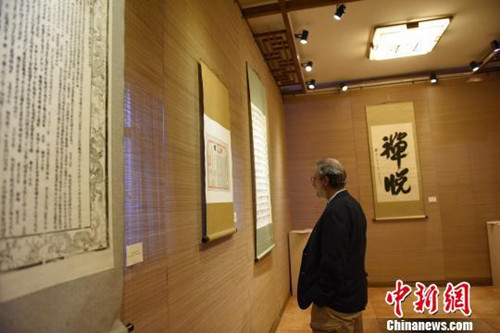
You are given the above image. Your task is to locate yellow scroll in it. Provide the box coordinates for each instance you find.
[366,102,426,221]
[199,62,236,242]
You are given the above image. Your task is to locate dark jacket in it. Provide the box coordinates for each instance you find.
[297,190,367,313]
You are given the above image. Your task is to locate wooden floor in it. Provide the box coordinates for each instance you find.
[276,287,500,332]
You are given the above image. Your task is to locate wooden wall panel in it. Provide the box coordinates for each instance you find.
[123,0,291,332]
[284,75,500,284]
[285,94,359,229]
[123,0,169,331]
[427,77,500,280]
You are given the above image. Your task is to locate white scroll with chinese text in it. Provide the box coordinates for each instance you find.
[247,64,275,260]
[366,102,425,220]
[0,0,113,301]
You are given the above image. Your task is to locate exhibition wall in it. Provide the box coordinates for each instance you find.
[284,75,500,284]
[0,1,125,331]
[123,0,291,332]
[3,1,499,331]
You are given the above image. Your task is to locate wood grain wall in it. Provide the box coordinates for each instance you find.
[284,75,500,284]
[123,0,291,332]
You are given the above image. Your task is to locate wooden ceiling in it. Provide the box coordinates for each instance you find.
[237,0,500,94]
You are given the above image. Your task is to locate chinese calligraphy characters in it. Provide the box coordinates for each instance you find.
[251,103,272,229]
[0,0,109,273]
[381,132,408,169]
[380,132,411,195]
[0,0,112,302]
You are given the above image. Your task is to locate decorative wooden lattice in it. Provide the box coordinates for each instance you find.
[254,30,300,87]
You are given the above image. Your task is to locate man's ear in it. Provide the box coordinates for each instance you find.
[322,176,330,187]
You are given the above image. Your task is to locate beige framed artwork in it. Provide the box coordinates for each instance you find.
[366,102,426,221]
[198,61,236,243]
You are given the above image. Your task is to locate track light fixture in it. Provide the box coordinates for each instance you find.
[294,30,309,44]
[333,4,346,21]
[307,79,316,90]
[340,83,348,91]
[469,61,479,72]
[492,40,500,52]
[302,61,313,72]
[430,73,438,84]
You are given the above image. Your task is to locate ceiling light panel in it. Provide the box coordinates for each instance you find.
[369,18,451,61]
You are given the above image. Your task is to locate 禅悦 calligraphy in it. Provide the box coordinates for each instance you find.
[380,132,411,195]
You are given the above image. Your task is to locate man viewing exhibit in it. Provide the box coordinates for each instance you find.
[298,158,368,333]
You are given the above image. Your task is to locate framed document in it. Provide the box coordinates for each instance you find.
[0,0,114,301]
[247,64,275,260]
[198,62,236,243]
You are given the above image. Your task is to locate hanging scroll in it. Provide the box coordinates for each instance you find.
[199,62,236,243]
[0,0,113,301]
[247,64,275,260]
[366,102,426,221]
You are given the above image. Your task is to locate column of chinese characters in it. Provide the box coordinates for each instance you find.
[251,104,272,229]
[0,0,100,272]
[385,280,472,317]
[380,131,411,195]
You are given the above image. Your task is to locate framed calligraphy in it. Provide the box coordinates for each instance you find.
[366,102,426,220]
[247,64,275,261]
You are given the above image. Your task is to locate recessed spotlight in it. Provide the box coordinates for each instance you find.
[430,73,438,84]
[307,79,316,90]
[470,61,479,72]
[341,83,348,91]
[303,61,313,72]
[294,30,309,45]
[333,4,346,21]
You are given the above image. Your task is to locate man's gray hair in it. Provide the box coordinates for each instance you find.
[316,158,347,188]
